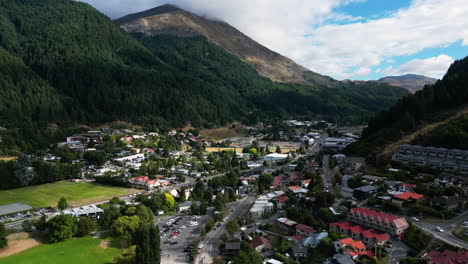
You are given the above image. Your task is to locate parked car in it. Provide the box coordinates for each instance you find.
[198,244,204,249]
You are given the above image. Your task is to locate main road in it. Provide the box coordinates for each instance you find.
[412,211,468,249]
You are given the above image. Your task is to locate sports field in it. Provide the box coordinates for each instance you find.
[0,181,139,209]
[0,235,123,264]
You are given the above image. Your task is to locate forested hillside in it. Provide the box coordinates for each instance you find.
[0,0,406,154]
[345,56,468,158]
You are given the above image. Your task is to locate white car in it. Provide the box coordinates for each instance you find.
[435,226,444,232]
[411,217,420,222]
[198,244,204,249]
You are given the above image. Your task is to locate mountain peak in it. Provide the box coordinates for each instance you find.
[115,4,321,85]
[114,4,183,25]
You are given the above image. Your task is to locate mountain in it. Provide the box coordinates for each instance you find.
[115,4,333,86]
[344,56,468,159]
[377,74,437,93]
[0,0,407,154]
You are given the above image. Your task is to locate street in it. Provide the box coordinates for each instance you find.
[411,211,468,249]
[197,194,257,264]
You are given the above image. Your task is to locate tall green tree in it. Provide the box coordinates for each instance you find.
[48,215,78,243]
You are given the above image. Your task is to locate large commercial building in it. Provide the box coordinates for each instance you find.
[392,144,468,174]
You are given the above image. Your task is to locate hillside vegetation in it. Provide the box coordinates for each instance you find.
[345,56,468,158]
[0,0,406,153]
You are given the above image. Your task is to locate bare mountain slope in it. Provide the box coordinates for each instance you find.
[377,74,437,93]
[115,4,332,85]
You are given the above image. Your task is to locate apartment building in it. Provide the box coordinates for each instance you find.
[348,207,409,236]
[392,144,468,174]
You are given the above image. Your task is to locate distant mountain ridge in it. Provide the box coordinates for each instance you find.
[344,56,468,158]
[347,74,437,93]
[115,4,333,86]
[377,74,437,93]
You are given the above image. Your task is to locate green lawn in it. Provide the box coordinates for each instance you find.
[0,236,122,264]
[0,181,138,209]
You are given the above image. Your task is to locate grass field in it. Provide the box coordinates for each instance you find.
[0,236,123,264]
[199,122,247,140]
[0,182,139,209]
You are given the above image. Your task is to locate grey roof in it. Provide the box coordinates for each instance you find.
[323,254,356,264]
[178,201,193,208]
[0,203,32,216]
[354,185,379,192]
[225,241,241,250]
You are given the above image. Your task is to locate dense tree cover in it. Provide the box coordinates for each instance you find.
[0,223,7,248]
[0,0,406,153]
[48,214,78,242]
[0,158,82,190]
[134,224,160,264]
[402,225,432,251]
[412,114,468,149]
[77,217,96,237]
[345,56,468,157]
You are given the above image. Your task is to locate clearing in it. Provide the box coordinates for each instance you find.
[0,181,139,209]
[0,235,123,264]
[199,122,247,141]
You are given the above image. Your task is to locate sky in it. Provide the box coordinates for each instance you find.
[78,0,468,80]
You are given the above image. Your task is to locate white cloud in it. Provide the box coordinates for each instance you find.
[77,0,468,79]
[382,55,454,78]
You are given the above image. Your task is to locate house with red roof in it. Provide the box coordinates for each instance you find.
[330,222,390,248]
[272,176,285,189]
[295,224,316,236]
[334,238,372,260]
[348,207,409,236]
[392,192,425,207]
[302,179,311,188]
[424,249,468,264]
[250,236,272,252]
[276,196,289,209]
[399,183,415,192]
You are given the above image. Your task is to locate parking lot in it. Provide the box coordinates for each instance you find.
[158,214,211,264]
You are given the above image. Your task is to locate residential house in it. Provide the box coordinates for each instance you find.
[296,224,316,236]
[224,242,241,256]
[249,199,274,219]
[392,192,424,207]
[302,179,311,188]
[430,196,466,211]
[291,244,308,259]
[302,232,329,248]
[322,253,356,264]
[289,186,308,198]
[423,249,468,264]
[250,236,272,252]
[277,217,298,231]
[177,201,192,212]
[341,175,354,198]
[347,207,409,236]
[263,259,284,264]
[353,185,379,201]
[276,196,289,209]
[329,222,390,248]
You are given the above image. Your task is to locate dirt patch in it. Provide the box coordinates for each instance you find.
[199,122,247,140]
[99,239,111,249]
[0,157,17,161]
[0,232,44,258]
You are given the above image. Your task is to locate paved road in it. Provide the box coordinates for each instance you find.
[321,154,333,190]
[197,194,257,264]
[389,240,411,264]
[412,212,468,249]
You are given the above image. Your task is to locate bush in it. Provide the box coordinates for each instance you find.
[77,217,96,237]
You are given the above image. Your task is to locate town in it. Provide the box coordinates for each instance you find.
[0,120,466,264]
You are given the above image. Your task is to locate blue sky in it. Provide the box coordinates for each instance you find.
[81,0,468,80]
